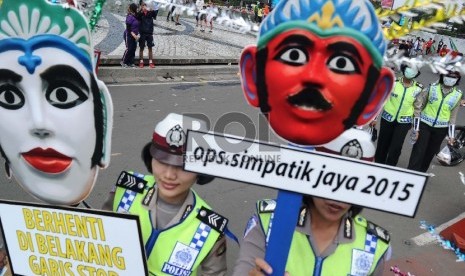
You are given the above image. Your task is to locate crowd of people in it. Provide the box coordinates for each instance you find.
[396,36,463,59]
[121,0,217,68]
[226,1,272,23]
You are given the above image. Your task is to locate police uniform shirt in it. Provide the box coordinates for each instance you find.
[101,186,227,276]
[418,84,461,125]
[232,210,391,276]
[148,187,227,276]
[409,80,424,119]
[383,78,424,121]
[101,187,116,211]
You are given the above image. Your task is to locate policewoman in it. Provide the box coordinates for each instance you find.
[234,129,391,276]
[374,65,424,166]
[407,69,463,172]
[102,113,230,276]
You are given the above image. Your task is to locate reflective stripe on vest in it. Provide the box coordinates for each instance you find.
[258,212,389,276]
[382,79,421,123]
[421,84,462,127]
[142,191,220,276]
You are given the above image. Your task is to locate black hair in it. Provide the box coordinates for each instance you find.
[129,3,138,14]
[90,74,105,168]
[197,174,215,185]
[256,47,271,114]
[400,64,407,74]
[142,142,153,173]
[439,71,461,86]
[342,65,380,129]
[141,142,215,185]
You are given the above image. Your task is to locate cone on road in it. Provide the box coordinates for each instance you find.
[440,218,465,252]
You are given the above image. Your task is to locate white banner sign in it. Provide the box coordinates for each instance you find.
[0,200,147,276]
[184,131,428,217]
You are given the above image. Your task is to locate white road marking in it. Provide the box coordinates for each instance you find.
[107,79,240,87]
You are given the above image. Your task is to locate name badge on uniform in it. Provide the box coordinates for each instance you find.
[142,187,155,207]
[162,242,199,276]
[350,249,374,276]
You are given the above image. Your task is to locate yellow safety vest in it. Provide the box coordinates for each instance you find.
[382,78,422,123]
[113,172,222,276]
[421,84,462,127]
[257,200,390,276]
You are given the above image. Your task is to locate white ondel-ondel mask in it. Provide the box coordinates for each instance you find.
[0,0,113,205]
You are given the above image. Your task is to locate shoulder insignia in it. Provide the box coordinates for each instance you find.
[196,206,228,233]
[258,199,276,213]
[115,171,147,194]
[367,221,390,243]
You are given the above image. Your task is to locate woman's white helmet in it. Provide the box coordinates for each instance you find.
[315,128,375,161]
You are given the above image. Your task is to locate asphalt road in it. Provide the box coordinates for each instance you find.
[2,69,465,274]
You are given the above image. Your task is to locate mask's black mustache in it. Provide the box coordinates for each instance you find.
[287,87,332,111]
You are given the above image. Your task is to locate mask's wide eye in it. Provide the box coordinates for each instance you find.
[46,82,89,109]
[278,47,308,66]
[327,55,360,74]
[0,84,25,110]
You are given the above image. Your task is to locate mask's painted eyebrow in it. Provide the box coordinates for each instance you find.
[277,34,314,49]
[40,65,89,91]
[0,69,22,83]
[327,42,363,65]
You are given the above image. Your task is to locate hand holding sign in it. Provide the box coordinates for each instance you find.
[237,1,395,274]
[0,250,7,272]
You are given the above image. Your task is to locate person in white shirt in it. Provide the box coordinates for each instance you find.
[196,0,205,27]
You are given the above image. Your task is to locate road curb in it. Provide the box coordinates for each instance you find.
[97,64,240,84]
[100,56,239,66]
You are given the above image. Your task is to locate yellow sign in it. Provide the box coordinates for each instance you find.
[0,200,148,276]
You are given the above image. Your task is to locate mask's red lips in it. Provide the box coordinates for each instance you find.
[22,148,72,174]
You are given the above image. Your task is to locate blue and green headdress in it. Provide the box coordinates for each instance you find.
[258,0,386,68]
[0,0,93,73]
